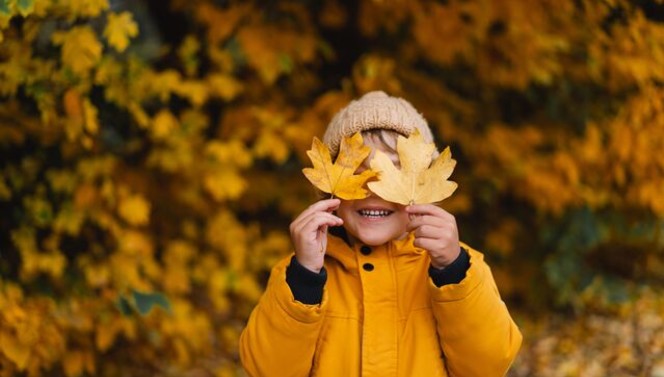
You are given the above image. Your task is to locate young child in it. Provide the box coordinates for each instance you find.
[239,91,522,377]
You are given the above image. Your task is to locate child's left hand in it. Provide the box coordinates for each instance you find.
[406,204,460,269]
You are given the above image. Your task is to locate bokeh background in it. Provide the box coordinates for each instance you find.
[1,0,664,376]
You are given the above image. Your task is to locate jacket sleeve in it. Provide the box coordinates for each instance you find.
[239,255,327,377]
[429,244,522,377]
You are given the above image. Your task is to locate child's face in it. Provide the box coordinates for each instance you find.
[335,137,410,246]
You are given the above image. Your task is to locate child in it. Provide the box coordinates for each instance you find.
[239,91,522,377]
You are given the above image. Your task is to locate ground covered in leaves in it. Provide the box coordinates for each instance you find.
[511,291,664,377]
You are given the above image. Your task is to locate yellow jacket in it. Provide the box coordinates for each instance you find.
[240,233,522,377]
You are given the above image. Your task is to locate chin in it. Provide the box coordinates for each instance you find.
[357,237,389,247]
[353,230,398,246]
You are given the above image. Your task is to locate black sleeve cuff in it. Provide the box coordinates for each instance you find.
[285,256,327,305]
[429,247,470,287]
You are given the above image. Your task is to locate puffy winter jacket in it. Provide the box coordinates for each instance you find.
[240,232,522,377]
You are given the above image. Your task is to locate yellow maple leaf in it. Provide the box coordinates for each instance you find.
[104,11,138,52]
[253,131,290,164]
[151,110,178,140]
[302,132,377,200]
[118,194,150,226]
[62,0,109,18]
[204,169,247,201]
[207,73,244,101]
[52,26,103,75]
[174,80,208,107]
[368,130,457,205]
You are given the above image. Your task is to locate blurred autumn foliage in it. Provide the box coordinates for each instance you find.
[1,0,664,375]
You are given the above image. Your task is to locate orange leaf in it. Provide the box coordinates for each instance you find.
[0,332,30,370]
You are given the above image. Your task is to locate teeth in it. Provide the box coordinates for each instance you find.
[359,209,392,217]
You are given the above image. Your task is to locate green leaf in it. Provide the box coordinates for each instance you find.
[0,0,10,16]
[16,0,33,16]
[115,296,133,316]
[132,290,172,315]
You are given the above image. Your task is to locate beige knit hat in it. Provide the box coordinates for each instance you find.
[323,91,434,157]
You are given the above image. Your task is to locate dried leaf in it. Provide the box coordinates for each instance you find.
[368,130,457,205]
[302,132,377,200]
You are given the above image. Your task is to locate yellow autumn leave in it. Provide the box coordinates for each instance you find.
[104,11,139,52]
[302,132,377,200]
[51,26,103,75]
[118,194,151,226]
[62,0,109,19]
[368,130,457,205]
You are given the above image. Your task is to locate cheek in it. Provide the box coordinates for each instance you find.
[336,203,354,221]
[394,211,410,227]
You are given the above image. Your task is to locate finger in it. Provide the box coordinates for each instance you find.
[300,217,342,252]
[413,234,458,249]
[412,224,444,239]
[295,212,343,240]
[413,237,444,252]
[291,200,341,233]
[293,211,341,238]
[417,226,459,244]
[291,210,319,234]
[407,215,448,232]
[300,198,341,218]
[406,204,453,220]
[318,225,329,247]
[291,201,338,232]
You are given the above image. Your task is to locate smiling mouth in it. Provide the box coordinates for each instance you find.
[358,209,394,218]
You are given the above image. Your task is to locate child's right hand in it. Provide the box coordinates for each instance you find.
[289,198,343,273]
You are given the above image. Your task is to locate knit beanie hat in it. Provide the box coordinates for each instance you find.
[323,91,434,157]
